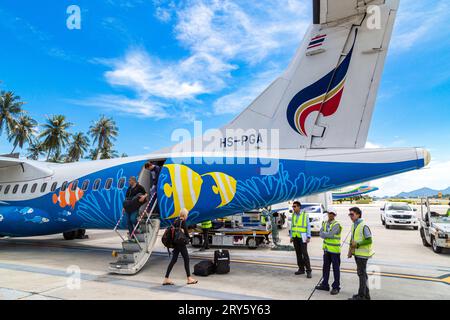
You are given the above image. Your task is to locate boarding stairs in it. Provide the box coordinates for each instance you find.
[108,194,160,275]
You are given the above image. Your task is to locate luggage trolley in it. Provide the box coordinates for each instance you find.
[191,227,271,249]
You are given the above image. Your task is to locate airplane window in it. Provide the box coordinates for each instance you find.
[41,183,48,193]
[61,181,68,192]
[51,182,58,192]
[105,178,113,190]
[0,185,3,193]
[12,185,19,194]
[4,185,11,194]
[22,184,28,193]
[93,179,101,191]
[118,178,125,189]
[81,180,90,191]
[71,180,79,191]
[31,183,38,193]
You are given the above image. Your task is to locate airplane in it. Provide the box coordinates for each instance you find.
[332,185,380,200]
[0,0,430,241]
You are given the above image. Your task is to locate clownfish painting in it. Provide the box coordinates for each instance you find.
[52,183,84,209]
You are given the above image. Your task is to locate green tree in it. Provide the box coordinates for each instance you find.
[89,116,118,160]
[48,150,65,163]
[99,141,119,159]
[27,140,45,160]
[40,115,72,160]
[66,132,90,162]
[0,91,25,138]
[8,115,37,154]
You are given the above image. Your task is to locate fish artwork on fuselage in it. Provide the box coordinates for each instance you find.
[24,216,49,224]
[162,164,204,219]
[52,182,84,209]
[161,164,238,219]
[16,207,34,215]
[202,172,237,208]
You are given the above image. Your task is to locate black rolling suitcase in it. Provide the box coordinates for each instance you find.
[214,250,230,274]
[194,260,216,277]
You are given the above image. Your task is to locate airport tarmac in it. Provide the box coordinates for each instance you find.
[0,204,449,300]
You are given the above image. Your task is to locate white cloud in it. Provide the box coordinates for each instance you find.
[372,160,450,197]
[71,95,169,119]
[81,0,310,119]
[104,49,209,100]
[392,0,450,52]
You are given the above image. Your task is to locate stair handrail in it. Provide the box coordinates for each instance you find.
[113,211,126,242]
[130,193,157,240]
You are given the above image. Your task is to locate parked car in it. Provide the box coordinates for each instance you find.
[380,202,419,230]
[419,201,450,254]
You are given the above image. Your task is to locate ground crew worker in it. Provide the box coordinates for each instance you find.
[316,208,342,295]
[447,202,450,217]
[200,220,212,251]
[290,201,312,278]
[348,207,374,300]
[260,214,267,227]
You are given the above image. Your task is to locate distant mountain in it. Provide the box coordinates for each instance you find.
[395,187,450,198]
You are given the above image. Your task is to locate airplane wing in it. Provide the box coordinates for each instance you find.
[0,157,54,182]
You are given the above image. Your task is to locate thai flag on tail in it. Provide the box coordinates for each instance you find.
[308,34,326,50]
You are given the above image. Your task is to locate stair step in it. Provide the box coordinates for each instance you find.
[122,241,142,252]
[117,251,140,263]
[135,233,147,243]
[109,260,131,269]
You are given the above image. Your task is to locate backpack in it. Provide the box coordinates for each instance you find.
[162,219,188,249]
[162,225,176,249]
[194,260,216,277]
[214,250,230,274]
[123,193,144,214]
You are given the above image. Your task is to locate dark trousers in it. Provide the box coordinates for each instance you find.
[165,244,191,278]
[322,251,341,290]
[293,237,312,272]
[126,211,137,235]
[355,257,370,299]
[202,228,210,249]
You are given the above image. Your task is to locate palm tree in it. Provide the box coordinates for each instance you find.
[27,140,45,160]
[40,115,72,160]
[8,115,37,154]
[0,91,25,137]
[66,132,90,162]
[89,116,118,160]
[48,150,65,163]
[99,146,119,160]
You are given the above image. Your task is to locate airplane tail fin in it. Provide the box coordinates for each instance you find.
[222,0,399,150]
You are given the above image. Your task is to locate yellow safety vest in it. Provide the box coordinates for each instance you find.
[291,211,307,238]
[322,220,342,254]
[201,220,212,229]
[447,208,450,217]
[261,215,266,225]
[351,220,374,258]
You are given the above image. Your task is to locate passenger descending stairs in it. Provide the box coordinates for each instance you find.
[109,194,160,275]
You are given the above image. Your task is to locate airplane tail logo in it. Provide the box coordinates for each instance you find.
[287,37,356,137]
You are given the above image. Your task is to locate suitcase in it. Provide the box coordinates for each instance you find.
[214,250,230,274]
[194,260,216,277]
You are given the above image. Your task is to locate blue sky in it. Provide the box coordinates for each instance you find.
[0,0,449,195]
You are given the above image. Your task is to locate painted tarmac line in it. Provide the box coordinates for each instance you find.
[2,240,449,286]
[213,258,450,286]
[0,262,269,301]
[5,239,450,273]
